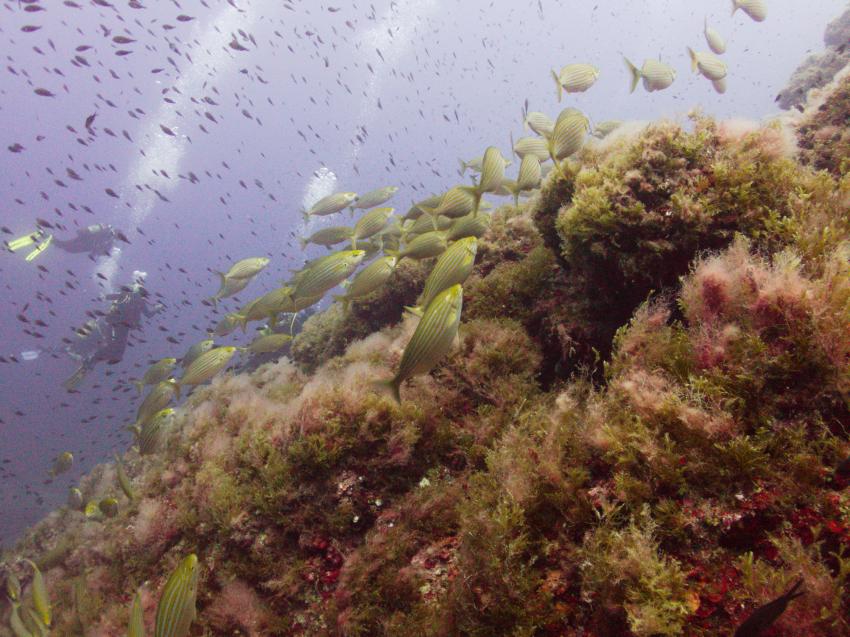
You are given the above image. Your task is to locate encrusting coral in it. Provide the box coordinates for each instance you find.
[4,76,850,637]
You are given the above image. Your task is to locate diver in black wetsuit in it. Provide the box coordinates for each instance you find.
[53,224,118,256]
[7,223,121,262]
[63,273,163,390]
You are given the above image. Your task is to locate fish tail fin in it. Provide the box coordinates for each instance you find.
[302,211,310,223]
[730,0,738,16]
[624,57,641,93]
[373,377,401,404]
[299,237,308,250]
[207,295,218,309]
[133,380,143,395]
[350,237,357,250]
[6,230,43,252]
[687,46,698,72]
[25,234,52,262]
[551,69,562,103]
[458,158,467,176]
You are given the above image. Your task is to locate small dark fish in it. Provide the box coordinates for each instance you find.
[733,579,804,637]
[176,14,195,21]
[115,231,130,244]
[21,25,42,33]
[84,113,97,129]
[34,88,55,97]
[8,143,24,153]
[229,37,248,51]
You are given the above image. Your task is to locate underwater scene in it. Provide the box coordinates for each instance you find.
[1,0,849,635]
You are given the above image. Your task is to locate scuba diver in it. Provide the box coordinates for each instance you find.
[63,272,164,390]
[6,223,123,262]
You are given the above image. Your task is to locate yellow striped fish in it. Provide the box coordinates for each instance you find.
[134,358,177,395]
[551,63,599,102]
[624,58,676,93]
[242,333,292,354]
[154,554,199,637]
[333,255,397,312]
[420,186,477,223]
[213,313,240,337]
[511,135,550,162]
[592,121,622,139]
[704,18,727,54]
[181,340,214,369]
[403,213,453,239]
[292,249,365,299]
[300,225,353,250]
[732,0,767,22]
[135,381,176,427]
[24,607,48,636]
[446,211,491,241]
[128,591,145,637]
[477,146,509,194]
[351,207,393,248]
[114,454,135,501]
[9,603,30,637]
[687,47,727,81]
[377,284,463,403]
[24,560,50,628]
[404,194,442,221]
[219,257,270,280]
[67,487,84,511]
[138,408,175,455]
[170,346,237,397]
[458,156,483,175]
[235,287,294,330]
[208,275,250,308]
[351,186,398,210]
[50,451,73,476]
[409,238,477,313]
[303,192,358,220]
[99,497,119,518]
[516,154,542,192]
[391,230,448,263]
[6,571,20,602]
[548,108,590,163]
[524,111,554,137]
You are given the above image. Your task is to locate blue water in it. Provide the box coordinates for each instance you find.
[0,0,844,545]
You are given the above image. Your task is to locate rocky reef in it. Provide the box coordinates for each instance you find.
[3,81,850,637]
[776,4,850,111]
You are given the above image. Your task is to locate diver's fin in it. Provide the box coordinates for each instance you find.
[24,235,52,262]
[6,230,43,252]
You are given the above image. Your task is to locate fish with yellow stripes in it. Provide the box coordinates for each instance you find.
[377,284,463,403]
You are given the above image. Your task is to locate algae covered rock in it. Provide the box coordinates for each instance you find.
[777,4,850,111]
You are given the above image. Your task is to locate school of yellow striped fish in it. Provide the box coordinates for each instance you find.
[2,1,769,633]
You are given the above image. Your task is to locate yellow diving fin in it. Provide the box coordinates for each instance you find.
[25,234,52,262]
[6,230,44,252]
